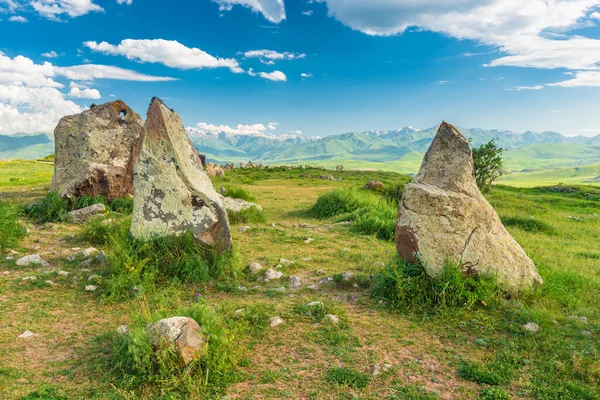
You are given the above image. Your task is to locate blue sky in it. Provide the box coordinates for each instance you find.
[1,0,600,137]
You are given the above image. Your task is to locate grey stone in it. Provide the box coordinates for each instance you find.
[130,97,232,253]
[269,316,284,328]
[304,238,314,244]
[325,314,340,324]
[371,363,392,376]
[263,268,284,282]
[522,322,540,333]
[219,195,263,213]
[341,271,354,281]
[306,301,324,307]
[22,276,37,282]
[84,285,97,292]
[239,226,251,233]
[57,270,69,277]
[279,258,294,266]
[289,275,302,288]
[18,330,34,339]
[248,263,264,274]
[117,325,129,335]
[68,204,106,224]
[16,254,48,267]
[146,316,205,364]
[82,247,99,257]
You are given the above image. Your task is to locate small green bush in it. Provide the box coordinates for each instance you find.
[0,201,26,251]
[227,206,266,224]
[23,191,70,223]
[221,184,256,202]
[380,183,405,205]
[72,195,107,210]
[326,366,370,389]
[105,303,238,396]
[501,216,555,235]
[19,385,69,400]
[309,189,373,219]
[371,257,502,313]
[457,361,506,385]
[109,197,134,214]
[478,387,511,400]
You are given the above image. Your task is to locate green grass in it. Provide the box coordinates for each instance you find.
[325,366,370,389]
[227,206,266,224]
[220,184,256,202]
[0,160,54,188]
[0,201,26,251]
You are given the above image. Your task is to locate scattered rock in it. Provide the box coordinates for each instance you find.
[303,257,313,262]
[374,261,385,268]
[16,254,49,267]
[270,223,276,228]
[263,268,284,282]
[239,226,251,233]
[219,195,263,213]
[371,363,392,376]
[569,316,588,324]
[146,316,205,364]
[82,247,99,257]
[117,325,129,335]
[130,97,232,253]
[306,285,317,290]
[51,100,143,200]
[3,271,9,275]
[248,263,264,274]
[88,274,101,282]
[96,251,106,263]
[57,270,69,277]
[333,294,358,304]
[270,286,286,292]
[45,280,57,285]
[279,258,294,266]
[237,285,248,291]
[304,238,314,244]
[316,269,326,275]
[84,285,97,292]
[68,204,106,224]
[364,180,384,190]
[274,264,283,269]
[18,330,34,339]
[396,122,543,291]
[582,330,593,337]
[341,271,354,281]
[22,276,37,282]
[522,322,540,333]
[306,301,324,307]
[325,314,340,324]
[336,165,344,172]
[234,309,245,316]
[289,275,302,288]
[269,316,284,328]
[206,164,225,178]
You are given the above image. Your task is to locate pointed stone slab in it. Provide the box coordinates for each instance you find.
[396,122,542,291]
[130,97,232,252]
[51,100,143,200]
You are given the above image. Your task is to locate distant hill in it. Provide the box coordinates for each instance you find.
[3,127,600,178]
[0,133,54,160]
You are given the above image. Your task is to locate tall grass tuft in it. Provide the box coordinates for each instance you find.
[221,184,256,202]
[371,257,502,313]
[0,201,26,251]
[227,206,266,224]
[23,191,70,223]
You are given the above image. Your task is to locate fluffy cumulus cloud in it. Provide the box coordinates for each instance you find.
[258,70,287,81]
[187,122,271,136]
[9,15,28,22]
[300,72,312,78]
[41,51,59,58]
[31,0,103,20]
[0,52,175,134]
[117,0,132,5]
[242,49,306,63]
[212,0,286,23]
[313,0,600,86]
[85,39,244,73]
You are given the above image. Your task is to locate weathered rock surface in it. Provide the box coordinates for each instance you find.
[364,180,384,190]
[219,195,263,213]
[396,122,542,291]
[130,98,232,252]
[206,163,225,178]
[51,100,143,200]
[16,254,48,267]
[146,317,205,364]
[68,204,106,224]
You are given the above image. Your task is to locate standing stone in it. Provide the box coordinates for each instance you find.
[130,98,232,252]
[396,122,542,291]
[336,165,344,172]
[51,100,143,200]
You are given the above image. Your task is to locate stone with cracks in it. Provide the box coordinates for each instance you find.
[396,122,542,291]
[67,204,106,224]
[130,98,232,252]
[146,317,205,364]
[51,100,143,200]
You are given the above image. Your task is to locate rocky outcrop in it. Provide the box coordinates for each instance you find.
[396,122,542,291]
[130,98,232,252]
[146,317,205,365]
[51,100,143,200]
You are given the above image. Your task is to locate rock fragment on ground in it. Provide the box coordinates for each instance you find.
[269,316,284,328]
[146,316,205,364]
[263,268,284,282]
[248,262,263,274]
[16,254,49,267]
[289,275,302,288]
[68,204,106,224]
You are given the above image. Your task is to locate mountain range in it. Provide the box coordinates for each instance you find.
[3,126,600,176]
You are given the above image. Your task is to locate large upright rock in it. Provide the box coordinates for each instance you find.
[51,101,143,200]
[396,122,542,291]
[130,98,232,252]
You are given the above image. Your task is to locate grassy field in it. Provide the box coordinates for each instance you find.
[1,163,599,399]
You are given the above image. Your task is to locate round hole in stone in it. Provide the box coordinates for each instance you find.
[119,109,127,117]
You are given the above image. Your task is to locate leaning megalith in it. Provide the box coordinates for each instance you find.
[130,97,232,252]
[396,122,542,291]
[51,100,143,200]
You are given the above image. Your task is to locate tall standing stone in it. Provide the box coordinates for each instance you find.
[396,122,542,291]
[51,100,143,200]
[130,98,232,252]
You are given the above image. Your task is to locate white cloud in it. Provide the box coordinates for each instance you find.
[55,64,176,82]
[511,85,545,91]
[68,86,101,99]
[317,0,600,76]
[212,0,286,23]
[0,0,18,12]
[0,53,62,88]
[258,70,287,81]
[547,71,600,87]
[188,122,270,136]
[267,122,278,130]
[41,51,59,58]
[243,49,306,62]
[591,11,600,21]
[31,0,103,20]
[117,0,132,5]
[9,15,27,22]
[302,10,313,16]
[85,39,243,73]
[300,72,312,78]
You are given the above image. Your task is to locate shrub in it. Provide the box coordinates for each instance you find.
[309,189,373,219]
[104,303,239,396]
[19,385,69,400]
[457,361,506,386]
[478,387,512,400]
[380,183,405,205]
[472,139,506,193]
[371,257,502,313]
[71,195,106,210]
[326,367,370,389]
[220,184,256,202]
[227,206,266,224]
[109,197,134,214]
[0,201,26,251]
[23,191,70,223]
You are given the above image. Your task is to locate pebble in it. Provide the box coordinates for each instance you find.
[248,262,263,274]
[374,261,385,268]
[582,330,593,337]
[289,275,302,288]
[269,316,284,328]
[16,254,49,267]
[57,270,69,277]
[237,285,248,291]
[18,330,34,339]
[263,268,284,282]
[316,269,326,275]
[88,274,101,282]
[522,322,540,333]
[22,276,37,282]
[306,285,317,290]
[341,271,354,281]
[279,258,294,266]
[45,280,57,285]
[116,325,129,335]
[325,314,340,324]
[271,286,286,292]
[302,257,313,262]
[319,277,333,284]
[82,247,98,257]
[371,363,392,376]
[84,285,97,292]
[3,271,9,275]
[306,301,324,307]
[239,226,251,233]
[304,238,314,244]
[234,309,245,316]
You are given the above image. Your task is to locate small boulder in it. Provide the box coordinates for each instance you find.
[304,238,314,244]
[18,330,34,339]
[219,195,263,213]
[84,285,97,292]
[16,254,48,267]
[522,322,540,333]
[371,363,392,376]
[364,180,384,190]
[289,275,302,288]
[117,325,129,335]
[263,268,284,282]
[239,226,251,233]
[279,258,294,266]
[248,262,264,274]
[269,316,284,328]
[325,314,340,324]
[306,301,324,307]
[146,317,205,364]
[68,204,106,224]
[82,247,99,257]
